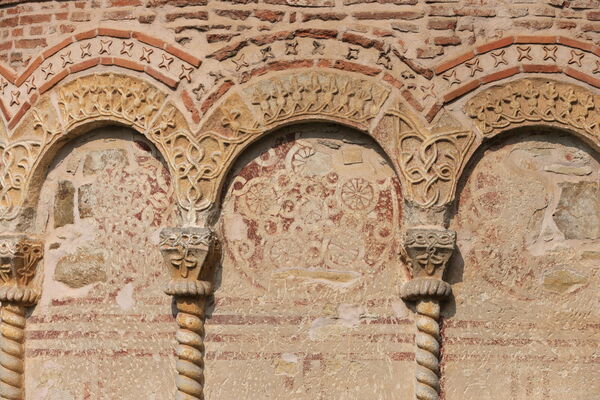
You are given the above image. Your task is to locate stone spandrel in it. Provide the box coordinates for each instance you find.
[212,123,412,399]
[26,128,179,400]
[445,131,600,399]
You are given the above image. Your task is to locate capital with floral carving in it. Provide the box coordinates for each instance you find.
[0,233,44,305]
[159,227,215,297]
[400,227,455,301]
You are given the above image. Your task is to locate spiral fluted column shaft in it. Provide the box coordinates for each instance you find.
[414,299,441,400]
[174,297,206,400]
[0,303,26,400]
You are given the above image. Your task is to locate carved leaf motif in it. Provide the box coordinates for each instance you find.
[466,78,600,142]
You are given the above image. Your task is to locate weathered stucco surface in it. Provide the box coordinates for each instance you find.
[212,123,413,399]
[447,130,600,399]
[28,128,179,399]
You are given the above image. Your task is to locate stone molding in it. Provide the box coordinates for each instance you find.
[159,226,217,400]
[0,232,43,400]
[401,227,455,400]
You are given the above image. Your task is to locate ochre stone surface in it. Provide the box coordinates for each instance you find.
[446,131,600,399]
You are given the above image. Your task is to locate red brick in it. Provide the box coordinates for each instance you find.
[207,33,239,43]
[0,99,11,121]
[443,80,481,103]
[427,18,457,30]
[16,55,42,85]
[69,57,100,74]
[98,28,132,38]
[108,0,142,5]
[475,36,514,54]
[514,18,554,30]
[480,66,520,84]
[145,66,178,88]
[0,64,17,84]
[42,37,74,59]
[353,11,424,20]
[250,31,293,46]
[0,17,18,28]
[588,11,600,21]
[558,36,594,52]
[19,14,51,24]
[295,29,338,39]
[564,67,600,88]
[165,44,202,67]
[253,10,285,23]
[201,80,234,113]
[434,36,461,46]
[165,11,208,22]
[514,35,557,44]
[208,40,249,61]
[383,73,403,89]
[435,51,474,74]
[332,60,381,76]
[133,32,167,49]
[74,29,97,41]
[341,32,379,49]
[182,90,200,124]
[214,9,251,20]
[39,68,68,94]
[522,64,562,73]
[240,59,313,83]
[8,101,30,130]
[401,89,423,112]
[148,0,207,5]
[15,38,46,49]
[302,13,346,22]
[113,57,144,71]
[424,102,443,123]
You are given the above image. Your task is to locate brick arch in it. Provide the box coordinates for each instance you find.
[0,72,204,227]
[424,36,600,122]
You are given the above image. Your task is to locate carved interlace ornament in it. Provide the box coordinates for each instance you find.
[160,227,214,297]
[160,227,216,400]
[466,78,600,141]
[386,107,474,208]
[401,228,455,400]
[0,233,43,400]
[248,71,390,127]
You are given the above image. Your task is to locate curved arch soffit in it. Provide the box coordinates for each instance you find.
[0,72,201,224]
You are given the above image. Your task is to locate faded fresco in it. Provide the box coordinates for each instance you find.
[210,123,412,399]
[446,130,600,399]
[26,128,179,399]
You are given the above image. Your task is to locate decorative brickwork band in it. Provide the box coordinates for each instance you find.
[401,228,455,400]
[160,227,216,400]
[0,234,43,400]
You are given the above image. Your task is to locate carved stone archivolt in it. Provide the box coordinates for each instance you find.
[0,233,43,400]
[160,227,217,400]
[383,106,475,209]
[401,227,456,400]
[466,78,600,147]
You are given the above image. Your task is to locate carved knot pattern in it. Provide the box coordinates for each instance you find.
[0,234,43,304]
[159,227,214,296]
[249,72,390,127]
[466,78,600,141]
[386,108,474,208]
[404,228,455,280]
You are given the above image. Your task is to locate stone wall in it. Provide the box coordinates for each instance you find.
[0,0,598,399]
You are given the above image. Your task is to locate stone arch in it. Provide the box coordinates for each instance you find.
[0,73,202,228]
[195,68,406,220]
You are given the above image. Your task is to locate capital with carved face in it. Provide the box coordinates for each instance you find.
[159,227,215,297]
[401,227,456,301]
[0,233,44,305]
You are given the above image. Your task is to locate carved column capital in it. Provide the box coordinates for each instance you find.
[401,227,455,301]
[0,233,43,305]
[159,227,215,297]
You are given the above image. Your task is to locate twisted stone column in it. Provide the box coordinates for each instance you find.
[401,228,455,400]
[160,227,215,400]
[0,234,43,400]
